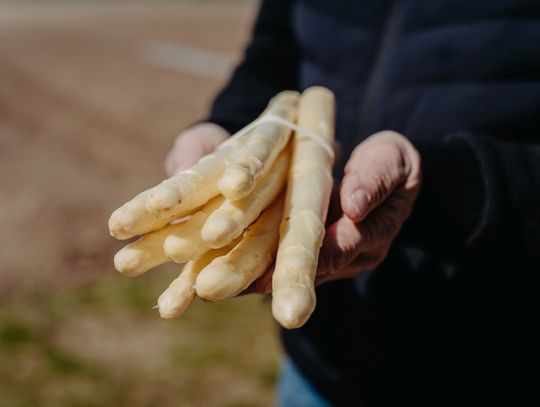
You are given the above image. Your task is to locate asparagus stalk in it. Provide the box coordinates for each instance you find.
[157,243,238,319]
[163,196,224,263]
[196,195,284,301]
[272,87,336,329]
[144,134,245,220]
[218,91,298,200]
[114,197,223,276]
[201,147,290,249]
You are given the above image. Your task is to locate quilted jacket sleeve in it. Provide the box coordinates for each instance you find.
[400,133,540,258]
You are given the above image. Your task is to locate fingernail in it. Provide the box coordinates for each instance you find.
[352,189,369,220]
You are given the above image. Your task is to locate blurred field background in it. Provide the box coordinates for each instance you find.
[0,1,283,406]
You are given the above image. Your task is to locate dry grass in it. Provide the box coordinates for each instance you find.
[0,272,280,406]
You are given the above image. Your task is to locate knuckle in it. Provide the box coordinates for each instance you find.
[319,243,354,277]
[363,171,388,203]
[370,130,405,145]
[359,220,376,246]
[321,247,342,276]
[360,215,396,248]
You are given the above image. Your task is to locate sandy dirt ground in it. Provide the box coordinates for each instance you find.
[0,1,283,406]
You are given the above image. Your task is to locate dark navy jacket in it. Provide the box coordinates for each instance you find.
[208,0,540,404]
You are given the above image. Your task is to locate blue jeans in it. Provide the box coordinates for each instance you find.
[277,359,332,407]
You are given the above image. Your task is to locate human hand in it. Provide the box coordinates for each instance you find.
[316,130,422,284]
[248,130,421,293]
[165,122,230,176]
[163,126,420,296]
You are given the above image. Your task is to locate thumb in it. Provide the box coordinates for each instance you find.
[165,123,229,177]
[340,132,410,222]
[165,142,204,176]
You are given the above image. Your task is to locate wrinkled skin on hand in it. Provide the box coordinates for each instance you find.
[251,130,422,292]
[315,130,422,284]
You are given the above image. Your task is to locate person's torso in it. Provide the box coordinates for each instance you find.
[293,0,540,171]
[283,1,540,404]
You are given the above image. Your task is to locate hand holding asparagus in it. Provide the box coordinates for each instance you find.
[108,87,336,329]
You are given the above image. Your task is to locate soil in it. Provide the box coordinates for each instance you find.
[0,2,281,406]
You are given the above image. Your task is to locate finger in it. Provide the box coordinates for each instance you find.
[320,191,411,275]
[317,188,418,283]
[166,123,230,176]
[316,214,390,284]
[317,210,390,275]
[315,248,385,286]
[258,266,274,294]
[358,187,418,244]
[340,133,409,222]
[164,153,176,177]
[170,156,201,176]
[317,215,363,276]
[341,131,420,221]
[165,137,202,176]
[148,139,243,220]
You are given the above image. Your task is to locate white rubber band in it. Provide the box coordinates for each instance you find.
[231,113,335,161]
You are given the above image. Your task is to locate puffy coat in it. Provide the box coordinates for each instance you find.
[208,0,540,404]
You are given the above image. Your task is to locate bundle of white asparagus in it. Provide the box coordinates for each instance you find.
[108,87,335,329]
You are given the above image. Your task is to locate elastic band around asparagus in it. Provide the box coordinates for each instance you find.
[157,243,238,319]
[145,128,246,220]
[218,91,299,200]
[201,147,290,249]
[196,194,284,302]
[272,87,336,329]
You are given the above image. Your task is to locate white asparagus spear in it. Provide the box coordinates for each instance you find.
[108,130,245,240]
[272,87,336,329]
[157,263,198,319]
[163,196,224,263]
[114,197,223,276]
[114,221,185,277]
[157,243,237,319]
[109,189,170,240]
[145,133,245,220]
[196,195,284,302]
[201,148,290,249]
[218,91,299,200]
